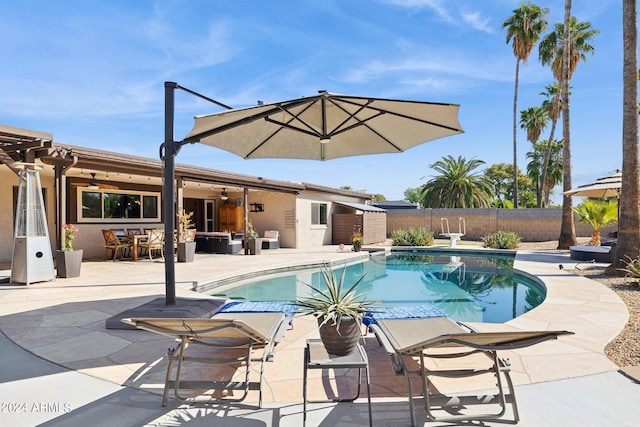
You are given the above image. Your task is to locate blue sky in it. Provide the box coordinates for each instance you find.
[0,0,623,201]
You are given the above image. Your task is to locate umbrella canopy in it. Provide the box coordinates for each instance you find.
[564,171,621,198]
[184,91,464,160]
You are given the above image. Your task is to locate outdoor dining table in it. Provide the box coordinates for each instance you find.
[127,234,148,261]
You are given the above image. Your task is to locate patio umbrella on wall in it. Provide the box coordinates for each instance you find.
[563,171,621,198]
[161,83,464,305]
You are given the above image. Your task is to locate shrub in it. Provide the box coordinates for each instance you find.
[391,227,433,246]
[482,230,521,249]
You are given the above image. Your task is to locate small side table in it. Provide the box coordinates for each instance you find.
[303,339,372,427]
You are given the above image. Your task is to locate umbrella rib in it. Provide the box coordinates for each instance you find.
[183,98,316,143]
[336,97,463,133]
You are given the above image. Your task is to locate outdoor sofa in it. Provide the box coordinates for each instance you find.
[195,232,242,254]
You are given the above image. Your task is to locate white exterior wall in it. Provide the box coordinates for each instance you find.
[247,191,297,248]
[295,190,366,248]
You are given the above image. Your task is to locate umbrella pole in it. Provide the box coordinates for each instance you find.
[161,82,233,305]
[162,82,179,305]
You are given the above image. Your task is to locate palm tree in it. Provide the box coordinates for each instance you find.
[539,10,598,248]
[520,106,549,146]
[526,139,563,207]
[420,155,494,208]
[607,0,640,276]
[539,82,564,207]
[520,105,549,207]
[502,3,549,209]
[573,200,618,246]
[539,17,599,82]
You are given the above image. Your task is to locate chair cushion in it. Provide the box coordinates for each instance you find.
[263,230,279,239]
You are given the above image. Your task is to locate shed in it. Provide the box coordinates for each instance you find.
[332,202,387,245]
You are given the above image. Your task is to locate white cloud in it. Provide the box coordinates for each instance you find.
[380,0,494,33]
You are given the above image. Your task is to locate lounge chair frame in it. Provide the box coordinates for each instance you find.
[122,312,287,408]
[372,317,572,426]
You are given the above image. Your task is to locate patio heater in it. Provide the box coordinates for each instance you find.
[10,164,55,285]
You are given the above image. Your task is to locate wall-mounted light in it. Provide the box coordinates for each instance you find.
[250,203,264,213]
[221,187,228,200]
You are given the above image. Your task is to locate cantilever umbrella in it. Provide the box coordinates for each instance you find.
[183,91,464,159]
[564,171,621,198]
[162,85,464,305]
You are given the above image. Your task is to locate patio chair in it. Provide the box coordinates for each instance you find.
[121,312,288,407]
[138,229,164,260]
[370,316,573,426]
[261,230,279,249]
[101,229,132,260]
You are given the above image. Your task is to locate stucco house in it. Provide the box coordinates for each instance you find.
[0,124,386,262]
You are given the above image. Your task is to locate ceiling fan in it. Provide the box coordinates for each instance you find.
[71,172,119,190]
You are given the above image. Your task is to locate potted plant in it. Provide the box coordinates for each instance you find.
[351,230,363,252]
[55,224,83,278]
[296,263,377,356]
[177,210,196,262]
[246,219,261,255]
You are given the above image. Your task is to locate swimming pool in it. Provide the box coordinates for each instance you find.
[206,250,546,323]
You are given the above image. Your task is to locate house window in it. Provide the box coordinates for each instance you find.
[77,188,160,222]
[311,202,327,225]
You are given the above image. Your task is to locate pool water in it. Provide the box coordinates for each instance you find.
[207,251,546,323]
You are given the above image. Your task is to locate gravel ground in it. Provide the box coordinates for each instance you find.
[518,240,640,367]
[569,266,640,367]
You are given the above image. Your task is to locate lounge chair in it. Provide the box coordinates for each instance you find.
[122,312,288,407]
[370,316,573,426]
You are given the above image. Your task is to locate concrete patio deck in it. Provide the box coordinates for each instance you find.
[0,245,639,426]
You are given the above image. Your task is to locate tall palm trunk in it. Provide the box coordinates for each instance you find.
[607,0,640,275]
[512,60,520,208]
[540,118,558,207]
[558,0,577,249]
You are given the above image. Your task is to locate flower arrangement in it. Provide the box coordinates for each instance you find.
[178,210,195,242]
[62,223,78,251]
[351,230,363,245]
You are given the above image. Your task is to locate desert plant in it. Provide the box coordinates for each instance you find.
[482,230,521,249]
[620,255,640,281]
[391,227,433,246]
[295,263,377,329]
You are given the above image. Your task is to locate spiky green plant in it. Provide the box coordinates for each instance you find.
[482,230,521,249]
[295,263,378,329]
[391,227,433,246]
[620,255,640,281]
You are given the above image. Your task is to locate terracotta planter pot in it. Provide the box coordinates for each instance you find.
[317,316,361,356]
[55,249,83,278]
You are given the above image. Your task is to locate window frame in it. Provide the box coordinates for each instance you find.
[76,187,161,223]
[311,202,328,226]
